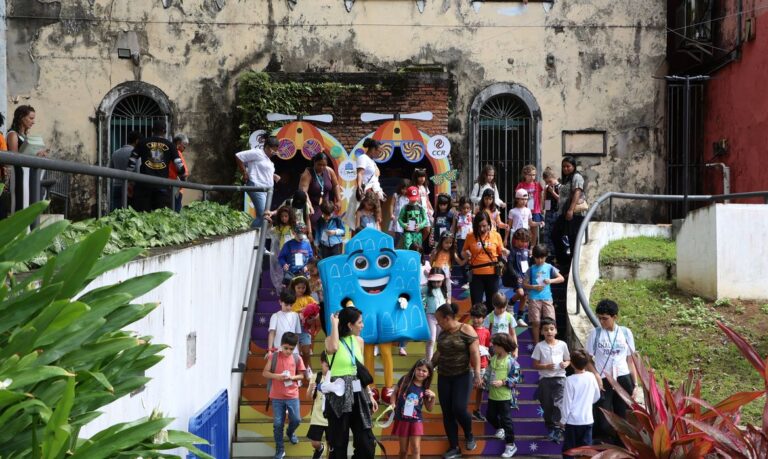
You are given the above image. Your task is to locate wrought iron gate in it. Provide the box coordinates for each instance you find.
[666,79,706,219]
[99,95,168,215]
[476,94,535,206]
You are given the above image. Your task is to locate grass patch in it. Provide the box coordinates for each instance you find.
[592,279,768,426]
[599,236,676,265]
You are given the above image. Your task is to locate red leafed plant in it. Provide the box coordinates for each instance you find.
[568,320,767,458]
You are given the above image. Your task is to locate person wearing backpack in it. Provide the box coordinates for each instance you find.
[263,332,306,459]
[585,299,638,445]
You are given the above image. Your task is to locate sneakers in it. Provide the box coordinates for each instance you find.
[399,347,408,356]
[311,443,325,459]
[501,444,518,457]
[442,447,462,459]
[472,409,487,422]
[494,428,505,439]
[274,450,286,459]
[288,432,299,445]
[548,428,564,444]
[461,283,469,290]
[465,437,477,451]
[516,317,528,327]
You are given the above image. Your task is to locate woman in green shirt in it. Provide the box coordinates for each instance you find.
[325,307,378,458]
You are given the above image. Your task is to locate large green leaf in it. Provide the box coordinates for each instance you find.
[6,365,73,389]
[70,418,173,459]
[0,284,63,336]
[0,201,49,248]
[85,247,144,282]
[50,227,111,299]
[78,272,172,305]
[0,220,69,263]
[41,377,76,459]
[57,337,140,370]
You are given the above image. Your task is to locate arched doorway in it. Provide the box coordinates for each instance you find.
[469,83,541,206]
[97,82,173,216]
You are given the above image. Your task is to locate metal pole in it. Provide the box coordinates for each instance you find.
[122,180,128,209]
[30,168,40,229]
[682,76,691,215]
[608,197,613,222]
[203,190,209,201]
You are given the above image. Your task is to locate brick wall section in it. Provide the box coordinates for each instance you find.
[264,72,451,154]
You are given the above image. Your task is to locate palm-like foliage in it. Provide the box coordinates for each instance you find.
[569,321,767,458]
[0,201,212,458]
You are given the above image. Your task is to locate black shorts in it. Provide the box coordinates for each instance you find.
[307,424,327,442]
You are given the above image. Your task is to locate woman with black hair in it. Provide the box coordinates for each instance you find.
[299,152,342,228]
[324,307,378,459]
[463,211,509,311]
[431,303,482,459]
[6,105,48,213]
[551,155,586,274]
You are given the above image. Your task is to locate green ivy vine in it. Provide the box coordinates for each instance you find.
[235,72,363,147]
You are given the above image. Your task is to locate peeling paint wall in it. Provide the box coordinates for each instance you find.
[5,0,667,221]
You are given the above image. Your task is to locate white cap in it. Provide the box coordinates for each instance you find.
[515,189,529,199]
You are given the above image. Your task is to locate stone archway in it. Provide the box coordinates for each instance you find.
[96,82,173,215]
[469,83,542,204]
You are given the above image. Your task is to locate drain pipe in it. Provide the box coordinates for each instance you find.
[706,163,731,203]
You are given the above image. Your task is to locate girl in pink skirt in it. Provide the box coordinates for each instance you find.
[390,358,436,459]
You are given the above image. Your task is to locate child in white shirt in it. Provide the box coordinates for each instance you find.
[561,349,601,459]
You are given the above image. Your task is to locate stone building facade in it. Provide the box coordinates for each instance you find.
[2,0,667,220]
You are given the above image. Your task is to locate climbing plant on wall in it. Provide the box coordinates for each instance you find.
[235,72,363,147]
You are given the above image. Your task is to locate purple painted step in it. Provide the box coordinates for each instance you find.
[257,299,280,313]
[482,438,563,456]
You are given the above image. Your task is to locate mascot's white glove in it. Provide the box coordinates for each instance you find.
[398,296,408,310]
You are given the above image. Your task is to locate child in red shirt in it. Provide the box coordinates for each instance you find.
[263,332,306,459]
[470,303,492,422]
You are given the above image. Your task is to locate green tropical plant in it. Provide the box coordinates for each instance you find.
[0,200,213,458]
[24,200,252,269]
[569,320,767,458]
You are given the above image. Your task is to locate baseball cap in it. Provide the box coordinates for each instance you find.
[428,273,445,282]
[407,186,419,202]
[515,189,529,199]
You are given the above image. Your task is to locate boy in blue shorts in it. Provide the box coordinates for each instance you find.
[523,244,565,344]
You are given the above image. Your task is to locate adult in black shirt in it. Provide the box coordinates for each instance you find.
[127,121,186,212]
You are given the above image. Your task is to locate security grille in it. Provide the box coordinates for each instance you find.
[109,95,167,153]
[477,94,535,206]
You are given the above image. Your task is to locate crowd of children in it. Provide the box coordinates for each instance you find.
[262,162,606,458]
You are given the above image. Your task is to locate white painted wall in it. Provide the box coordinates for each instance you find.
[78,230,256,447]
[567,222,672,346]
[678,204,768,300]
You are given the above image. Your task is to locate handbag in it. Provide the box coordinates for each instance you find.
[573,198,589,213]
[479,237,505,278]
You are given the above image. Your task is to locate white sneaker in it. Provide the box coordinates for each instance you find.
[516,318,528,327]
[461,283,469,290]
[494,428,505,439]
[501,444,518,457]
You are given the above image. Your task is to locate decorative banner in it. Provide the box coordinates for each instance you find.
[337,159,358,182]
[430,169,460,185]
[427,135,451,160]
[370,143,394,163]
[275,121,328,160]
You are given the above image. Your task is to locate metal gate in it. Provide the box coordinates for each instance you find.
[476,94,535,206]
[99,95,168,215]
[666,80,706,219]
[188,389,229,459]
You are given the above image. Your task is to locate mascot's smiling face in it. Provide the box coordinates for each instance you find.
[318,228,431,344]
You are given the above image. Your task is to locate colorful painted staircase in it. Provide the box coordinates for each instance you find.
[233,267,566,458]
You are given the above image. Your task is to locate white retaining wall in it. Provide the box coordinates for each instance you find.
[677,204,768,300]
[78,230,256,445]
[567,222,672,346]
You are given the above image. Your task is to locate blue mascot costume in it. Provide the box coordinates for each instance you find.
[319,228,430,397]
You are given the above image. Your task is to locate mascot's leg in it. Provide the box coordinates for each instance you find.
[379,342,394,388]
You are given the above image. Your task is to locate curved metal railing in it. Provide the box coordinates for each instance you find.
[572,191,768,327]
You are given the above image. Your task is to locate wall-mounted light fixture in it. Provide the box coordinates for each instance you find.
[116,31,141,66]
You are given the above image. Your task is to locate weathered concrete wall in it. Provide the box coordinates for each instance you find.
[677,204,768,300]
[5,0,667,219]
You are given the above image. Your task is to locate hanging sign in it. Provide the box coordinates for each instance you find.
[430,169,459,185]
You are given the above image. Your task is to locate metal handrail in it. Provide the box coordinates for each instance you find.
[0,151,272,376]
[572,191,768,327]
